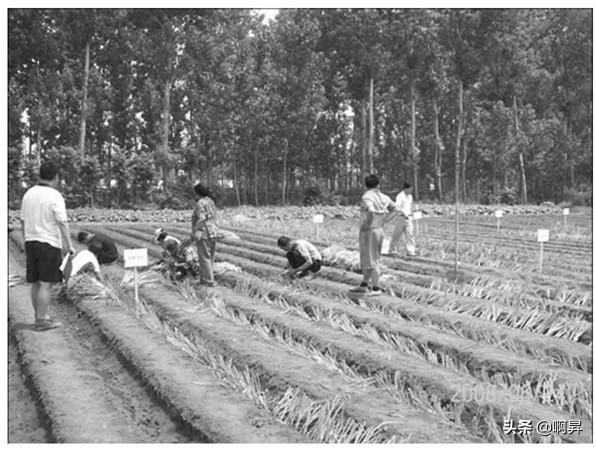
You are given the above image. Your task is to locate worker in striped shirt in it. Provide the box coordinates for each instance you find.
[277,236,322,279]
[350,174,397,296]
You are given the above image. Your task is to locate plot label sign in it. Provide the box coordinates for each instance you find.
[312,214,324,224]
[412,211,422,220]
[124,248,149,268]
[563,208,570,216]
[495,210,504,218]
[537,229,550,243]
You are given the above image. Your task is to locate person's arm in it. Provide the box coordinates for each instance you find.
[57,221,75,254]
[19,219,26,251]
[383,200,399,224]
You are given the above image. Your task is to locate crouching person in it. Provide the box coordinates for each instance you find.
[277,236,322,279]
[61,249,102,283]
[77,231,118,264]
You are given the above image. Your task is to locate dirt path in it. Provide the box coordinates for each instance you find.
[8,336,49,443]
[8,241,197,443]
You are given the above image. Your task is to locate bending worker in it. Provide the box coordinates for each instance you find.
[277,236,322,279]
[77,231,118,264]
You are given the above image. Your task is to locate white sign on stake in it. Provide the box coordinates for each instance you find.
[537,229,550,243]
[124,248,149,268]
[563,208,570,216]
[412,211,423,220]
[495,210,504,218]
[312,214,324,224]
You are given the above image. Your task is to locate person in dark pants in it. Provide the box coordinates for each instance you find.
[191,183,220,287]
[20,161,75,331]
[77,231,118,264]
[277,236,322,279]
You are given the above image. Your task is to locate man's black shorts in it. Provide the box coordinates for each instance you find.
[25,240,63,283]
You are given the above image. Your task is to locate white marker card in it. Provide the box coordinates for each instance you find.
[124,248,149,268]
[312,214,324,224]
[537,229,550,243]
[495,210,504,218]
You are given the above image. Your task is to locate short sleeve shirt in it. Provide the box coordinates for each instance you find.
[360,189,397,230]
[20,184,68,249]
[192,197,219,240]
[292,240,322,263]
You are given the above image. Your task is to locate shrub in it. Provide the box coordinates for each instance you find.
[564,188,592,207]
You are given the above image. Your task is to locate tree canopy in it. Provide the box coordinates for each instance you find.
[8,8,593,208]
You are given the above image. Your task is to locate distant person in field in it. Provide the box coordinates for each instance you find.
[20,161,75,331]
[77,231,118,264]
[154,228,182,259]
[387,182,416,256]
[154,228,199,281]
[191,183,221,287]
[350,174,397,296]
[277,236,322,279]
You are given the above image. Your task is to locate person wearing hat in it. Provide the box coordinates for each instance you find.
[387,182,416,256]
[154,228,181,259]
[77,231,118,264]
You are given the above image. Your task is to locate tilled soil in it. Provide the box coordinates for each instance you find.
[8,219,593,444]
[8,241,199,443]
[8,336,49,443]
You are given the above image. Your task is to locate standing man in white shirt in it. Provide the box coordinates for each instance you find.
[20,161,75,331]
[388,182,416,256]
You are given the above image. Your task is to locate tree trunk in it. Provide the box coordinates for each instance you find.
[233,148,241,206]
[281,139,288,205]
[513,95,528,204]
[431,94,443,201]
[36,126,42,167]
[454,79,463,271]
[461,120,468,202]
[410,82,418,199]
[161,59,173,188]
[253,149,259,207]
[360,100,367,179]
[107,142,112,207]
[368,76,375,174]
[79,41,90,155]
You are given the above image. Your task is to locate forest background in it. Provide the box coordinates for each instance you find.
[7,9,593,209]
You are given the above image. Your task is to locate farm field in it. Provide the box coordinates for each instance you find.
[8,206,593,443]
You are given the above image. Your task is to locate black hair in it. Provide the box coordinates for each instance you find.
[403,182,412,189]
[40,161,59,181]
[364,174,380,189]
[194,183,210,198]
[77,231,90,243]
[277,236,291,248]
[157,232,167,242]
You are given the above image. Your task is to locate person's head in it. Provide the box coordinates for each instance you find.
[154,228,167,243]
[277,236,292,251]
[364,174,380,189]
[194,182,210,198]
[77,231,92,244]
[402,182,413,194]
[39,161,59,185]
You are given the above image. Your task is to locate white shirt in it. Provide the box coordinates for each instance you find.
[293,239,321,263]
[20,184,68,249]
[395,191,413,217]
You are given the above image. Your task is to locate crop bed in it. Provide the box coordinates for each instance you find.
[8,209,592,443]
